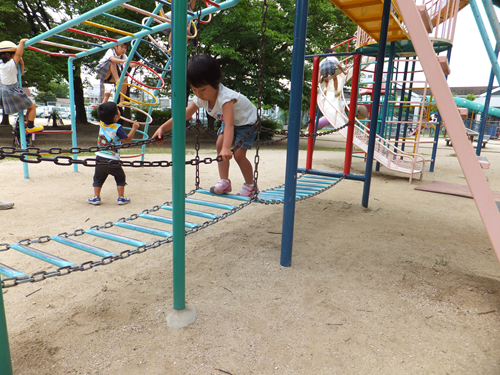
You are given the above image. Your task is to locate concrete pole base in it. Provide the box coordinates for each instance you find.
[166,304,197,328]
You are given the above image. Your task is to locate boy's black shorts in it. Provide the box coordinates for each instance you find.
[92,156,126,187]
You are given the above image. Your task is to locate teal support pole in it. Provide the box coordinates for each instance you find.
[68,57,79,172]
[0,289,13,375]
[376,42,395,172]
[469,0,500,84]
[171,0,188,311]
[16,65,29,179]
[24,0,131,47]
[280,0,309,267]
[481,0,500,46]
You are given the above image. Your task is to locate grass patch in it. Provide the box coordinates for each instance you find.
[434,256,450,266]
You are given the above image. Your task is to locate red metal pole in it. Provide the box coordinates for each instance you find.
[306,56,320,170]
[344,54,361,175]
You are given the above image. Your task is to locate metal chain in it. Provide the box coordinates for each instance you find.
[194,119,201,189]
[0,122,221,168]
[1,190,251,289]
[252,0,268,197]
[0,151,222,168]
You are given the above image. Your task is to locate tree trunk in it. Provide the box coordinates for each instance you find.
[73,62,88,124]
[1,112,10,126]
[51,111,58,127]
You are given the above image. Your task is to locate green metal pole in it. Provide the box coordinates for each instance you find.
[171,0,188,311]
[0,289,13,375]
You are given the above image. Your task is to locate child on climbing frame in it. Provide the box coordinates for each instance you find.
[319,48,347,97]
[88,101,140,206]
[96,42,138,103]
[161,0,199,51]
[152,54,259,197]
[0,39,42,133]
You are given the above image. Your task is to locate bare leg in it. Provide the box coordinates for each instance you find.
[26,103,36,121]
[109,62,121,81]
[118,79,128,104]
[333,75,338,92]
[102,92,111,103]
[216,134,230,180]
[233,148,253,185]
[93,186,102,197]
[117,185,125,197]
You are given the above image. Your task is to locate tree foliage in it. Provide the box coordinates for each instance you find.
[1,0,357,120]
[35,91,57,104]
[198,0,357,111]
[0,0,70,89]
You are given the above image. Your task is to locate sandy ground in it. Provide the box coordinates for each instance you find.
[1,124,500,375]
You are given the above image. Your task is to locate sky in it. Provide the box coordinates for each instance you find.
[447,5,500,87]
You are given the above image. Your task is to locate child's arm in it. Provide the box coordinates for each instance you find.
[13,39,28,64]
[122,121,140,143]
[219,100,236,162]
[152,101,199,144]
[19,58,25,74]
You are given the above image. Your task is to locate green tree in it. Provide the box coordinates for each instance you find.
[199,0,357,113]
[35,91,57,104]
[465,93,476,101]
[47,81,70,99]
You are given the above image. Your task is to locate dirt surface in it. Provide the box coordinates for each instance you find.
[1,124,500,375]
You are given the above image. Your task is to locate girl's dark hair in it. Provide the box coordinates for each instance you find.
[98,102,119,125]
[325,48,334,54]
[0,52,12,64]
[187,54,223,90]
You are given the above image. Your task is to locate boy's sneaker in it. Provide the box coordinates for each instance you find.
[210,179,232,195]
[237,183,258,197]
[117,197,130,205]
[334,90,340,97]
[88,196,101,205]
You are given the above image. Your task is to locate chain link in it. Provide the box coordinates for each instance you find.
[1,188,250,289]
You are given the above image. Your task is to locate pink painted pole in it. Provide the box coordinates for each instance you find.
[306,56,320,170]
[344,54,361,175]
[395,0,500,262]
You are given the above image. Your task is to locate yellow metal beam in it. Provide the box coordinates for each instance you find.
[328,0,408,42]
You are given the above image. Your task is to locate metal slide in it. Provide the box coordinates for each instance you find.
[317,71,426,180]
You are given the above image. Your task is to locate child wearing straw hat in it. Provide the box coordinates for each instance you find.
[0,39,42,133]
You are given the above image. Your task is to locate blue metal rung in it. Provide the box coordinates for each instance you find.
[295,185,323,191]
[301,175,339,181]
[186,198,235,210]
[273,188,310,197]
[297,180,331,187]
[0,263,26,278]
[299,178,335,185]
[10,244,76,268]
[114,221,173,237]
[86,229,147,247]
[161,204,218,219]
[258,194,285,199]
[197,189,251,201]
[51,236,116,257]
[139,213,198,229]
